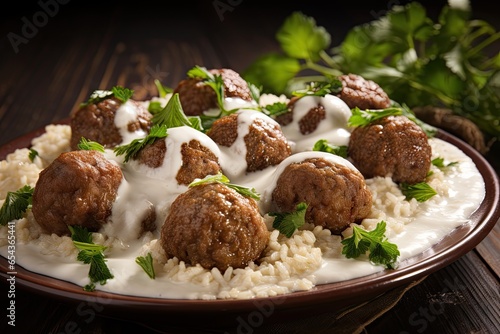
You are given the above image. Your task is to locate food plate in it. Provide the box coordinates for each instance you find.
[1,122,499,326]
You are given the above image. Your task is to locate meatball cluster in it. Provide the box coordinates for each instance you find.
[70,97,152,150]
[32,150,124,236]
[173,68,253,116]
[271,155,372,234]
[160,182,269,271]
[348,115,432,184]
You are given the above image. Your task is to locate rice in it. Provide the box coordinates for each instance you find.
[0,122,456,299]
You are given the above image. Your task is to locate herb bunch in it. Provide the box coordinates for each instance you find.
[243,2,500,143]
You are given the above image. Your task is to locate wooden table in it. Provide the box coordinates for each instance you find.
[1,1,499,333]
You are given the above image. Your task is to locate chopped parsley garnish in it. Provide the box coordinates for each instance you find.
[291,79,342,98]
[189,172,260,200]
[188,66,226,113]
[400,182,437,202]
[152,93,202,131]
[341,221,400,269]
[347,107,404,127]
[0,185,34,226]
[80,86,133,107]
[77,137,105,152]
[68,225,113,291]
[136,252,155,279]
[113,124,168,163]
[154,79,173,98]
[148,101,163,114]
[312,139,348,158]
[269,202,308,238]
[262,101,289,118]
[432,157,459,168]
[28,149,38,162]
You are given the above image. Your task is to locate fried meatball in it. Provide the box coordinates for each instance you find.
[348,115,432,184]
[70,97,152,150]
[206,109,291,174]
[271,154,372,234]
[160,182,269,271]
[336,73,391,110]
[32,150,123,236]
[173,68,253,116]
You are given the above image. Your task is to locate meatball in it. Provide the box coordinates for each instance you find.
[206,110,291,174]
[271,154,372,234]
[32,150,123,236]
[132,126,222,185]
[160,182,269,271]
[70,97,152,150]
[275,96,326,135]
[348,115,432,184]
[336,73,391,110]
[173,68,253,116]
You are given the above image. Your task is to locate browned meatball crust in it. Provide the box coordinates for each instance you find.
[337,73,391,110]
[274,96,327,135]
[32,150,123,236]
[70,97,152,150]
[207,113,291,172]
[272,157,372,234]
[173,68,252,116]
[348,115,432,184]
[161,183,269,271]
[134,138,221,185]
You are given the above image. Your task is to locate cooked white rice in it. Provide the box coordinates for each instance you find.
[0,123,454,299]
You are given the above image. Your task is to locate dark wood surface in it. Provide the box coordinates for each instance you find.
[1,1,499,333]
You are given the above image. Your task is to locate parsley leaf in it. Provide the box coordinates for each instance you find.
[400,182,437,202]
[432,157,458,168]
[68,225,113,290]
[154,79,173,98]
[269,202,308,238]
[80,86,133,107]
[341,221,400,269]
[111,86,133,103]
[291,79,342,98]
[152,93,202,131]
[28,149,38,162]
[189,172,260,200]
[348,107,403,127]
[77,137,105,152]
[113,124,168,163]
[0,185,34,226]
[136,252,155,279]
[262,101,289,118]
[312,139,348,158]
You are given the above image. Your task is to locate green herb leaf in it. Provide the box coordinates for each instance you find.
[154,79,173,98]
[276,11,330,62]
[262,102,289,118]
[68,225,114,289]
[111,86,134,103]
[348,107,404,127]
[77,137,105,152]
[152,93,202,131]
[148,101,163,114]
[269,202,308,238]
[312,139,348,158]
[291,79,342,98]
[136,253,156,279]
[432,157,459,168]
[0,185,34,226]
[341,221,400,269]
[400,182,437,202]
[189,172,260,200]
[113,124,168,163]
[28,149,38,162]
[80,86,134,107]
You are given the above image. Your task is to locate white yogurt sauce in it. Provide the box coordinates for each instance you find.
[0,94,486,299]
[113,100,149,144]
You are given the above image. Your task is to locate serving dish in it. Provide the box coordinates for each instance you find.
[1,122,499,328]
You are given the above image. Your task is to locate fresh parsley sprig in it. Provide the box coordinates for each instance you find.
[341,221,400,269]
[113,124,168,163]
[347,107,403,127]
[152,93,202,131]
[269,202,308,238]
[77,137,105,152]
[80,86,133,107]
[154,79,173,98]
[0,185,34,226]
[400,182,437,202]
[262,102,289,118]
[291,78,342,98]
[432,157,459,169]
[28,149,39,162]
[312,139,348,158]
[68,225,113,291]
[189,172,260,200]
[136,252,155,279]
